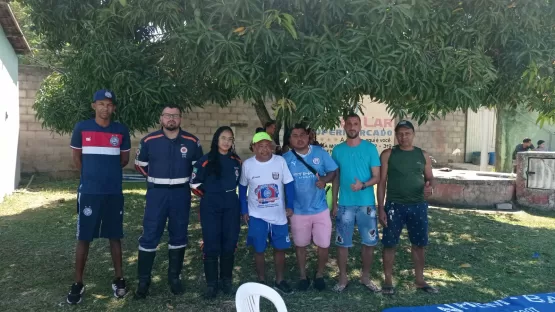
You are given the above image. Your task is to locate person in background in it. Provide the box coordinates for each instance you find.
[191,126,242,299]
[283,124,337,291]
[512,138,534,172]
[265,120,283,155]
[536,140,548,151]
[377,120,438,296]
[308,128,322,147]
[239,132,296,295]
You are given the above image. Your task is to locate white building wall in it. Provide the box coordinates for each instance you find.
[0,26,21,202]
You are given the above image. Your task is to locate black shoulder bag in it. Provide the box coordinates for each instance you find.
[291,150,318,175]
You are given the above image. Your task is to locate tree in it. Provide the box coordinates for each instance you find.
[19,0,555,136]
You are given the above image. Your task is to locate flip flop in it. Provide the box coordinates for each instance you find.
[382,286,395,296]
[417,285,439,294]
[360,280,381,293]
[332,283,349,293]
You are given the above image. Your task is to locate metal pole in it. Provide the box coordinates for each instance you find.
[480,109,489,171]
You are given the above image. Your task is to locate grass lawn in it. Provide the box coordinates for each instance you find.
[1,176,554,312]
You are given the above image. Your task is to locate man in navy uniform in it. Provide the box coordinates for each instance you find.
[67,89,131,304]
[134,105,203,298]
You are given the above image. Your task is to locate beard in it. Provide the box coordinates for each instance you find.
[346,131,359,139]
[163,122,179,131]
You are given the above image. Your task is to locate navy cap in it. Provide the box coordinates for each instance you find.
[395,120,415,132]
[93,89,116,104]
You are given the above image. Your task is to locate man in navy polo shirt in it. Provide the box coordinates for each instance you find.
[134,105,203,298]
[67,89,131,304]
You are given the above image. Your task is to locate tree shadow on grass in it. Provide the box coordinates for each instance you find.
[1,182,555,311]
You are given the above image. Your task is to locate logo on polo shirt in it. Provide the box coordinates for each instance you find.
[110,135,120,146]
[272,172,279,180]
[180,146,188,158]
[312,157,320,165]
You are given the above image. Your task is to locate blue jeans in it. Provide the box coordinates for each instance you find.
[335,205,379,247]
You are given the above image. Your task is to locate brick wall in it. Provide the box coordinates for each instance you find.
[18,65,271,174]
[408,111,467,165]
[18,65,466,174]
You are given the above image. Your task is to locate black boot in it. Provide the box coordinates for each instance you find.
[135,250,156,299]
[168,247,186,295]
[203,256,219,299]
[219,253,235,295]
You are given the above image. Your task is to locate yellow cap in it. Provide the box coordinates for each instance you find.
[252,132,273,144]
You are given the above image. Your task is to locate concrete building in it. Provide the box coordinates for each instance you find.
[0,3,30,202]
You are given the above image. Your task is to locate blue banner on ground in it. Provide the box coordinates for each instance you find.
[383,293,555,312]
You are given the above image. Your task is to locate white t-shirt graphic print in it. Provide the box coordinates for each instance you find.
[239,155,294,225]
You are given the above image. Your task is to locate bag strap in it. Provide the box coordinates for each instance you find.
[291,149,318,176]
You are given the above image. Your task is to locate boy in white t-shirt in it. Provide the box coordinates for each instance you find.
[239,132,296,295]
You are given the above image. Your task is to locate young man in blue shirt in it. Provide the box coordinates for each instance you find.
[331,113,381,293]
[67,90,131,304]
[283,124,337,291]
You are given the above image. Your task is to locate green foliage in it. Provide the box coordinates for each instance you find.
[19,0,555,133]
[9,1,61,67]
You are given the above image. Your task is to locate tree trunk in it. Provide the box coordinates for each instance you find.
[495,107,514,173]
[253,99,272,127]
[253,98,282,146]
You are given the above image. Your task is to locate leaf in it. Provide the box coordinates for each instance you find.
[460,263,472,268]
[119,0,127,6]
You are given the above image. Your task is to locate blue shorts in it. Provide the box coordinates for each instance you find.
[76,193,124,242]
[335,205,379,247]
[381,201,429,248]
[247,216,291,253]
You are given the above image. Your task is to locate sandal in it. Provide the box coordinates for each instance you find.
[382,285,395,296]
[417,285,439,294]
[332,283,349,293]
[360,280,381,293]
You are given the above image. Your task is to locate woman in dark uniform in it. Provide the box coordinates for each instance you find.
[191,126,242,298]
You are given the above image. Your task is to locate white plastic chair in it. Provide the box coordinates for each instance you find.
[235,282,288,312]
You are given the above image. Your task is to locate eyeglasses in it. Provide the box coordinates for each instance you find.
[161,113,181,119]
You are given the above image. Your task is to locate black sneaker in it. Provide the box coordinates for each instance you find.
[112,277,128,298]
[66,282,84,304]
[313,275,326,291]
[274,280,294,295]
[297,278,311,291]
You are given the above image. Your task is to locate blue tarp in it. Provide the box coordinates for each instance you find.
[383,293,555,312]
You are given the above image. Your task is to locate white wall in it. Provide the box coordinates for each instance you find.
[0,26,21,202]
[465,108,497,162]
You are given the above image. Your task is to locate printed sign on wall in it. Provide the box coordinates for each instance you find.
[316,96,395,154]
